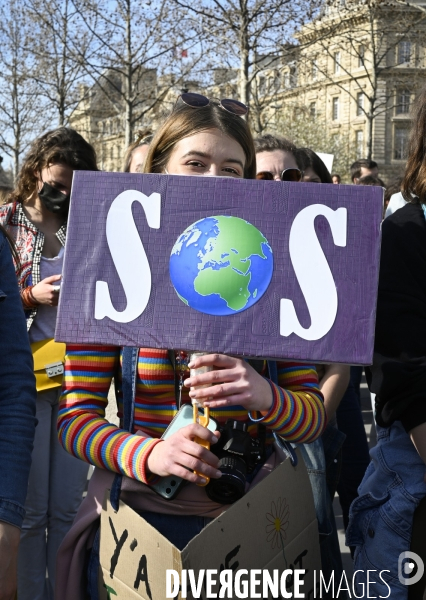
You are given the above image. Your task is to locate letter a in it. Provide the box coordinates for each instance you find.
[95,190,161,323]
[280,204,347,341]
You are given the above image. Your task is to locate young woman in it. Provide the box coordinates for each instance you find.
[0,128,98,600]
[295,146,371,548]
[255,136,348,586]
[55,95,326,600]
[0,224,36,600]
[348,87,426,598]
[123,128,154,173]
[295,147,332,184]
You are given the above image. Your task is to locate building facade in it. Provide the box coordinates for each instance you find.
[69,69,204,172]
[70,1,426,179]
[260,0,426,181]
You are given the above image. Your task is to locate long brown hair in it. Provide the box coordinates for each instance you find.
[143,102,256,179]
[0,223,19,265]
[10,127,98,204]
[402,85,426,204]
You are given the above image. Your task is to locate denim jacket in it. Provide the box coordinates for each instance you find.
[0,231,37,527]
[347,421,426,599]
[0,201,66,330]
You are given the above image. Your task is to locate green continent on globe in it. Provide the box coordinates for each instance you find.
[193,215,269,311]
[194,265,251,311]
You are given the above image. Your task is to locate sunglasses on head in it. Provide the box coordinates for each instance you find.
[177,92,248,117]
[256,168,302,182]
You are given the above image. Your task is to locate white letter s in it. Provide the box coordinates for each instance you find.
[95,190,161,323]
[280,204,347,341]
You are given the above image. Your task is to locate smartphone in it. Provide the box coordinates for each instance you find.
[151,404,218,500]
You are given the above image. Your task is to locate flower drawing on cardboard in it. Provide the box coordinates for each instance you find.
[265,497,290,550]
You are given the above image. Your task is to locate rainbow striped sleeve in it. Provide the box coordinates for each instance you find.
[58,344,161,483]
[250,362,326,443]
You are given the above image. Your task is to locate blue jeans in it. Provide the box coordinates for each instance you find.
[17,389,89,600]
[347,421,426,599]
[0,232,36,528]
[297,431,346,597]
[336,379,370,532]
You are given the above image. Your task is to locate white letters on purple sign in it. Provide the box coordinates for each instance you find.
[94,190,161,323]
[280,204,347,341]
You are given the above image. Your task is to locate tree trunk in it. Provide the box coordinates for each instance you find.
[58,0,68,127]
[239,0,250,110]
[12,47,20,180]
[124,0,133,147]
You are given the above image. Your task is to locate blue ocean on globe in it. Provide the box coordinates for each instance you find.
[169,215,274,316]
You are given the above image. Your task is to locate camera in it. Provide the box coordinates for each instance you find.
[206,420,265,504]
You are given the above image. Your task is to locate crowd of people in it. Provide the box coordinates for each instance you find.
[0,87,425,600]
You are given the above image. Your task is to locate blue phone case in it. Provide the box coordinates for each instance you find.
[151,404,218,500]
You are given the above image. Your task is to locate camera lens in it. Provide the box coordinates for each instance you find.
[206,455,246,504]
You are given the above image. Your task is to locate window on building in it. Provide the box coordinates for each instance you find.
[110,145,114,160]
[356,130,364,158]
[397,41,411,65]
[310,102,316,118]
[358,45,365,68]
[394,127,409,159]
[312,59,318,81]
[356,92,364,116]
[289,66,297,87]
[334,52,341,74]
[332,97,339,120]
[396,89,410,114]
[274,75,281,91]
[258,76,266,94]
[283,72,290,88]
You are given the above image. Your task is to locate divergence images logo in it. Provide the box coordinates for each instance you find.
[169,216,273,316]
[398,551,425,586]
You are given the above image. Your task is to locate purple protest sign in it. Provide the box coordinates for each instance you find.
[55,172,382,364]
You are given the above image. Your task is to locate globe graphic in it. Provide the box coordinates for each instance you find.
[169,215,274,316]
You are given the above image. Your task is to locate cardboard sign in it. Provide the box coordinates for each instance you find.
[98,450,321,599]
[56,172,383,364]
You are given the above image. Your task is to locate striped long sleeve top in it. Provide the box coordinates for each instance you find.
[58,345,326,484]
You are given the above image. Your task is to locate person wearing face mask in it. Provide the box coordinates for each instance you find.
[54,94,327,600]
[0,127,98,600]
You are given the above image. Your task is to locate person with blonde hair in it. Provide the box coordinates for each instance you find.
[123,128,154,173]
[55,93,326,600]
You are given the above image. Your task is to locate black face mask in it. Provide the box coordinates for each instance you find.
[38,182,70,216]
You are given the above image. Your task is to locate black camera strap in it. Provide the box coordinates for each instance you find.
[167,349,181,408]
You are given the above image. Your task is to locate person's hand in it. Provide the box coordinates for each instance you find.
[184,354,273,414]
[146,423,221,485]
[31,274,61,306]
[0,521,20,600]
